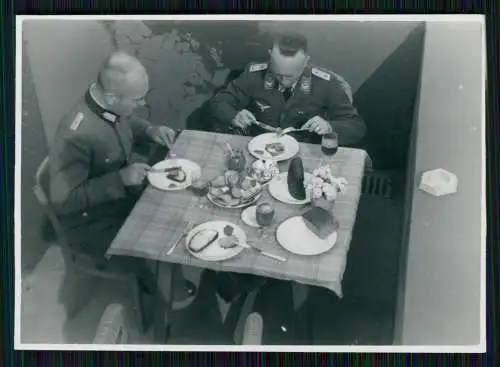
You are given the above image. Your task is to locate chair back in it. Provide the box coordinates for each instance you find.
[33,157,73,259]
[93,304,129,344]
[331,71,354,104]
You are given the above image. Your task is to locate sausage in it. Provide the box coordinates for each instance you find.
[187,229,219,253]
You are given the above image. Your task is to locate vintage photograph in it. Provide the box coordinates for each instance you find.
[15,15,485,351]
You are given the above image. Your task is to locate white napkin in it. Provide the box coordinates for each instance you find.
[419,168,458,196]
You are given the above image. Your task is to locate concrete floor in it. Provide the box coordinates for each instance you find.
[20,176,405,345]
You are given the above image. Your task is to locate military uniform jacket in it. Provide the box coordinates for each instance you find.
[210,62,366,145]
[48,90,153,253]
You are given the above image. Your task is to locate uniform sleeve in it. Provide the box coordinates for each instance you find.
[324,80,366,146]
[210,68,255,125]
[49,136,128,215]
[128,115,153,142]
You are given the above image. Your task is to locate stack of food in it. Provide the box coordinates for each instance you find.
[249,159,280,183]
[208,170,262,207]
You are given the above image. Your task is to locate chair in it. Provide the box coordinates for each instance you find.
[331,71,354,104]
[92,303,130,344]
[32,157,148,332]
[92,303,263,345]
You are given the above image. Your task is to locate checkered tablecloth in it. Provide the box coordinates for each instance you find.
[107,130,368,298]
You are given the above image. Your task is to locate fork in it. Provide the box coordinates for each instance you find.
[277,127,309,138]
[165,221,197,256]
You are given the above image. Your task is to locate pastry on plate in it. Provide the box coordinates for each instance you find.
[265,142,285,156]
[166,167,187,183]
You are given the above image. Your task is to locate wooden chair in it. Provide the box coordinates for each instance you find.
[32,157,148,332]
[92,303,263,345]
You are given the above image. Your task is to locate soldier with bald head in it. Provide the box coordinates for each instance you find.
[210,32,366,145]
[48,52,195,317]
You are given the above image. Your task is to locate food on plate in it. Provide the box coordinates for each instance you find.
[287,157,306,200]
[219,194,233,203]
[301,206,337,240]
[188,229,219,253]
[166,167,187,183]
[265,142,285,156]
[218,235,239,249]
[253,149,265,155]
[211,175,227,188]
[223,225,234,236]
[168,183,177,189]
[225,170,240,186]
[208,171,262,207]
[209,187,223,197]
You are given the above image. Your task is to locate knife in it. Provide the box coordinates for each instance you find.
[238,242,287,262]
[253,120,280,133]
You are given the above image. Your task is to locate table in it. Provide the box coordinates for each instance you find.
[107,130,368,340]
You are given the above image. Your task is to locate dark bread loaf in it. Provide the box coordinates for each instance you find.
[302,206,337,240]
[287,157,306,200]
[188,229,219,253]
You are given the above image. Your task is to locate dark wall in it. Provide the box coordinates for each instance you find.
[21,40,53,274]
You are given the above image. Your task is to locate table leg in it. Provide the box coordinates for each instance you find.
[152,262,176,343]
[293,282,313,344]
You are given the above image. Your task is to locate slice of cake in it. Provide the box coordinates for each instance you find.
[301,206,337,240]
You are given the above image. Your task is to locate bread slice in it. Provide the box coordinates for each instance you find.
[188,229,219,253]
[301,206,337,240]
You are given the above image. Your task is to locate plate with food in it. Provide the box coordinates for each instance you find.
[276,207,338,256]
[185,221,246,261]
[207,170,263,208]
[248,132,299,162]
[147,158,201,191]
[268,157,313,205]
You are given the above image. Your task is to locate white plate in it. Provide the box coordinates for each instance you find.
[207,192,262,209]
[241,205,260,228]
[248,133,299,162]
[268,172,313,205]
[185,221,245,262]
[276,216,337,256]
[147,159,201,191]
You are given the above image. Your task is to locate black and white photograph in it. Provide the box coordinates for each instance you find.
[15,15,486,352]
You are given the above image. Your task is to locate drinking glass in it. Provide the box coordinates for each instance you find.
[321,132,339,156]
[256,202,275,238]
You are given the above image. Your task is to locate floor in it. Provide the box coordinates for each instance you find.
[20,171,406,346]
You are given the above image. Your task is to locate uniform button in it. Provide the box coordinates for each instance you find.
[82,212,88,217]
[105,158,111,164]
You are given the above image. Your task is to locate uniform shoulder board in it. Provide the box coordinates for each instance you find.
[312,67,332,81]
[69,112,85,131]
[248,62,268,73]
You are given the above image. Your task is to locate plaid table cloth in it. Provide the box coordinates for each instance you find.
[107,130,367,298]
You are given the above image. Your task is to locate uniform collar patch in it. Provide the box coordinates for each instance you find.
[249,63,268,73]
[311,67,331,81]
[85,89,119,124]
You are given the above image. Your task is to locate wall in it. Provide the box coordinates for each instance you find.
[398,21,484,345]
[108,20,423,168]
[20,38,52,274]
[23,20,114,145]
[24,19,423,170]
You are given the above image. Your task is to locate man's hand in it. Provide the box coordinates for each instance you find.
[301,116,333,135]
[119,163,151,186]
[232,109,257,130]
[147,125,176,148]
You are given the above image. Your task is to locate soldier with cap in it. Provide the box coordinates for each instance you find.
[48,51,196,322]
[210,32,366,145]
